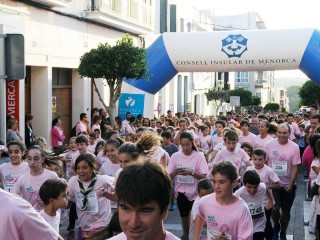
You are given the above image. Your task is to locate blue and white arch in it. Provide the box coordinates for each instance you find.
[126,28,320,94]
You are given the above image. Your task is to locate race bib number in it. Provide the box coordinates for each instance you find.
[272,160,288,176]
[76,192,99,213]
[4,181,14,192]
[176,175,195,184]
[247,202,264,219]
[207,228,232,240]
[176,166,194,184]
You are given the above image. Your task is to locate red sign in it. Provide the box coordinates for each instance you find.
[6,80,20,124]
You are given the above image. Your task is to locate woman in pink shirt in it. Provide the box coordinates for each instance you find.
[51,117,65,151]
[167,132,209,239]
[253,120,274,150]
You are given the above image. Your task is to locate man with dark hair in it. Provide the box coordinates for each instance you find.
[25,114,35,148]
[110,162,179,240]
[99,108,111,137]
[76,113,90,135]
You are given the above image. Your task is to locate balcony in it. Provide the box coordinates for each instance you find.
[83,0,154,35]
[30,0,69,7]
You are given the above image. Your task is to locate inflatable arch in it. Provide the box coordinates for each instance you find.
[127,28,320,94]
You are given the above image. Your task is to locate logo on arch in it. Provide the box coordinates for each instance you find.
[221,34,248,58]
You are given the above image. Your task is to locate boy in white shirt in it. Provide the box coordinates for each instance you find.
[235,170,271,240]
[39,179,68,234]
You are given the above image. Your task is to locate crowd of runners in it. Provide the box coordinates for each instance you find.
[1,105,320,240]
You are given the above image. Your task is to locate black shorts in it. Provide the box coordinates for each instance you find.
[177,192,194,218]
[272,185,296,212]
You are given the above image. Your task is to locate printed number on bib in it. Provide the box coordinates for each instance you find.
[272,160,288,176]
[248,202,264,219]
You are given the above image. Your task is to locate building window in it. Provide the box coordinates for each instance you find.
[52,68,72,86]
[235,72,249,83]
[256,92,261,98]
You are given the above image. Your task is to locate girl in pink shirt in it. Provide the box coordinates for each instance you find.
[12,145,59,211]
[198,125,211,154]
[68,153,114,239]
[167,132,209,239]
[0,141,29,192]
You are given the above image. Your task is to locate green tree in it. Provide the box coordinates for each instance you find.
[78,34,148,126]
[287,85,301,112]
[205,88,230,115]
[264,102,281,112]
[251,95,261,106]
[298,80,320,109]
[227,88,253,107]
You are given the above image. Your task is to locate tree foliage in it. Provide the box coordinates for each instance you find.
[205,88,230,115]
[227,88,253,107]
[298,80,320,109]
[78,34,148,126]
[251,95,261,106]
[264,102,281,112]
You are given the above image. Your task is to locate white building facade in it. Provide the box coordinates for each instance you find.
[0,0,156,145]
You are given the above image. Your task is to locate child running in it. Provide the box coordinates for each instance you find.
[12,145,59,211]
[39,178,68,234]
[193,161,253,240]
[68,153,114,239]
[0,141,29,192]
[235,170,270,240]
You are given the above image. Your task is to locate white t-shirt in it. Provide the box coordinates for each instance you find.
[40,209,61,233]
[189,197,207,240]
[235,183,267,233]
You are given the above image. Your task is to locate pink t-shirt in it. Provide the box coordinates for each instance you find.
[288,122,301,140]
[96,151,109,168]
[0,189,60,240]
[210,135,224,150]
[239,132,256,146]
[253,135,273,149]
[12,169,59,211]
[198,193,253,240]
[212,148,250,173]
[265,139,300,186]
[302,146,314,171]
[59,150,79,179]
[0,162,29,192]
[310,158,320,183]
[108,231,180,240]
[199,135,211,152]
[76,121,87,135]
[87,143,97,154]
[235,183,267,233]
[167,151,209,201]
[99,159,121,177]
[68,175,114,231]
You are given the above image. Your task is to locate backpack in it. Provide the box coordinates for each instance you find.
[70,122,79,137]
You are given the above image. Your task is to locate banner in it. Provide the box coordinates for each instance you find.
[6,80,20,125]
[118,93,145,120]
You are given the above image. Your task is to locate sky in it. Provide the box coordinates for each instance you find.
[194,0,320,79]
